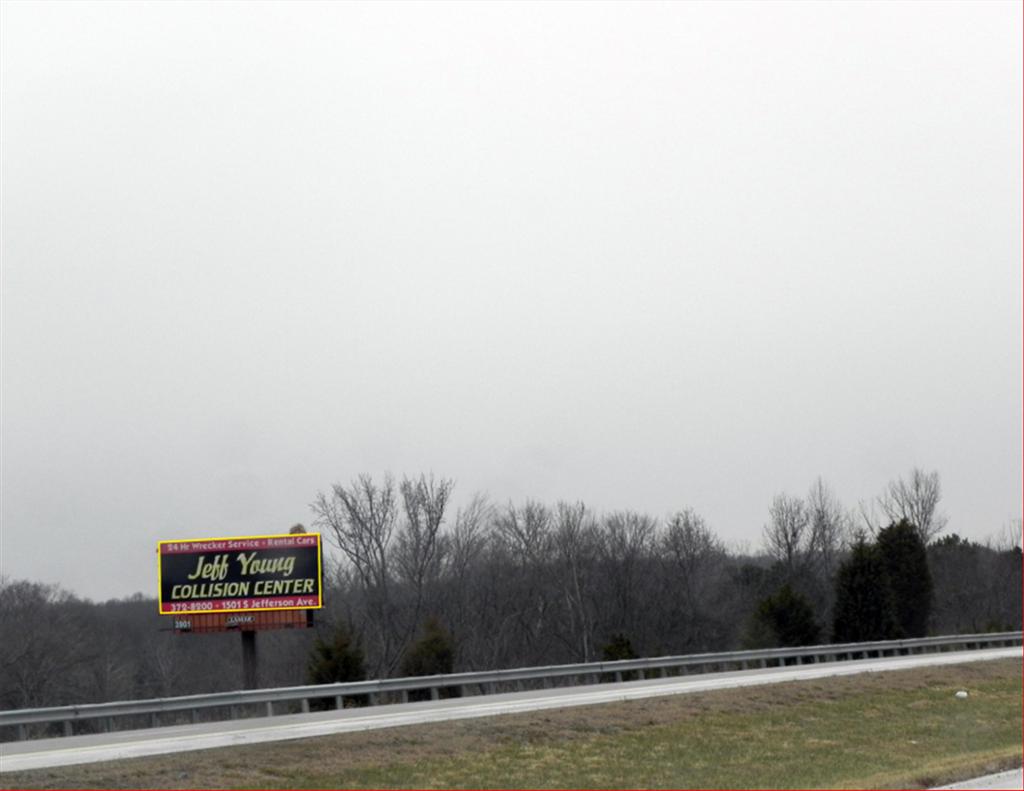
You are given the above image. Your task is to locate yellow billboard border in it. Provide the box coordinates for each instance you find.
[157,533,324,615]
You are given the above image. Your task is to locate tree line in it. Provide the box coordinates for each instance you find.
[309,469,1020,682]
[1,467,1020,714]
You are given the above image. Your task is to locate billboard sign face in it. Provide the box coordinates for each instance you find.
[158,533,323,615]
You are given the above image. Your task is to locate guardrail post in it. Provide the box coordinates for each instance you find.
[63,720,72,737]
[429,687,439,701]
[334,695,343,710]
[192,709,199,723]
[369,692,379,706]
[301,699,310,714]
[400,690,409,704]
[614,671,622,683]
[151,712,159,728]
[17,724,26,741]
[267,701,275,717]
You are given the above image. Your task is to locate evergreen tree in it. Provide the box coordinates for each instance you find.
[307,621,366,685]
[876,518,933,637]
[832,538,898,642]
[401,617,455,677]
[601,633,638,661]
[748,584,821,648]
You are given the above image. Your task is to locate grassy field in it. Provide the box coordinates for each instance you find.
[2,658,1020,789]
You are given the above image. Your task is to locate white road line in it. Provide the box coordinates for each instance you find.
[2,647,1019,772]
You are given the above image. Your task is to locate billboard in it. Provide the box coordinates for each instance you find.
[158,533,323,615]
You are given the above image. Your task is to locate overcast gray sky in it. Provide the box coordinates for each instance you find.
[2,0,1021,601]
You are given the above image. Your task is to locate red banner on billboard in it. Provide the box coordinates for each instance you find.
[157,533,323,615]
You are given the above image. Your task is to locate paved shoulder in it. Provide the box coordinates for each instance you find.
[933,768,1023,789]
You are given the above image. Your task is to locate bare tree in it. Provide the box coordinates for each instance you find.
[762,494,810,578]
[876,468,948,544]
[663,508,726,650]
[312,474,397,591]
[552,502,600,661]
[487,501,554,665]
[664,508,724,579]
[493,500,552,565]
[800,478,853,624]
[395,474,453,599]
[311,473,399,674]
[993,518,1023,553]
[140,637,190,699]
[599,511,658,644]
[445,492,492,584]
[0,581,93,709]
[441,492,492,662]
[806,477,849,578]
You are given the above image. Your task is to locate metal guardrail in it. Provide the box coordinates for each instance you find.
[1,631,1019,742]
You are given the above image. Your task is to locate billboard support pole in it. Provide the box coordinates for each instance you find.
[242,631,258,689]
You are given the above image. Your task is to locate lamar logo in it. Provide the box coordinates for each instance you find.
[226,615,255,627]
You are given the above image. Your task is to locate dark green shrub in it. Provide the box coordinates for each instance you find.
[747,584,821,649]
[876,518,932,637]
[833,539,898,643]
[601,633,638,661]
[401,617,455,677]
[307,621,365,708]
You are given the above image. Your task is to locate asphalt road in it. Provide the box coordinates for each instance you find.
[1,646,1019,773]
